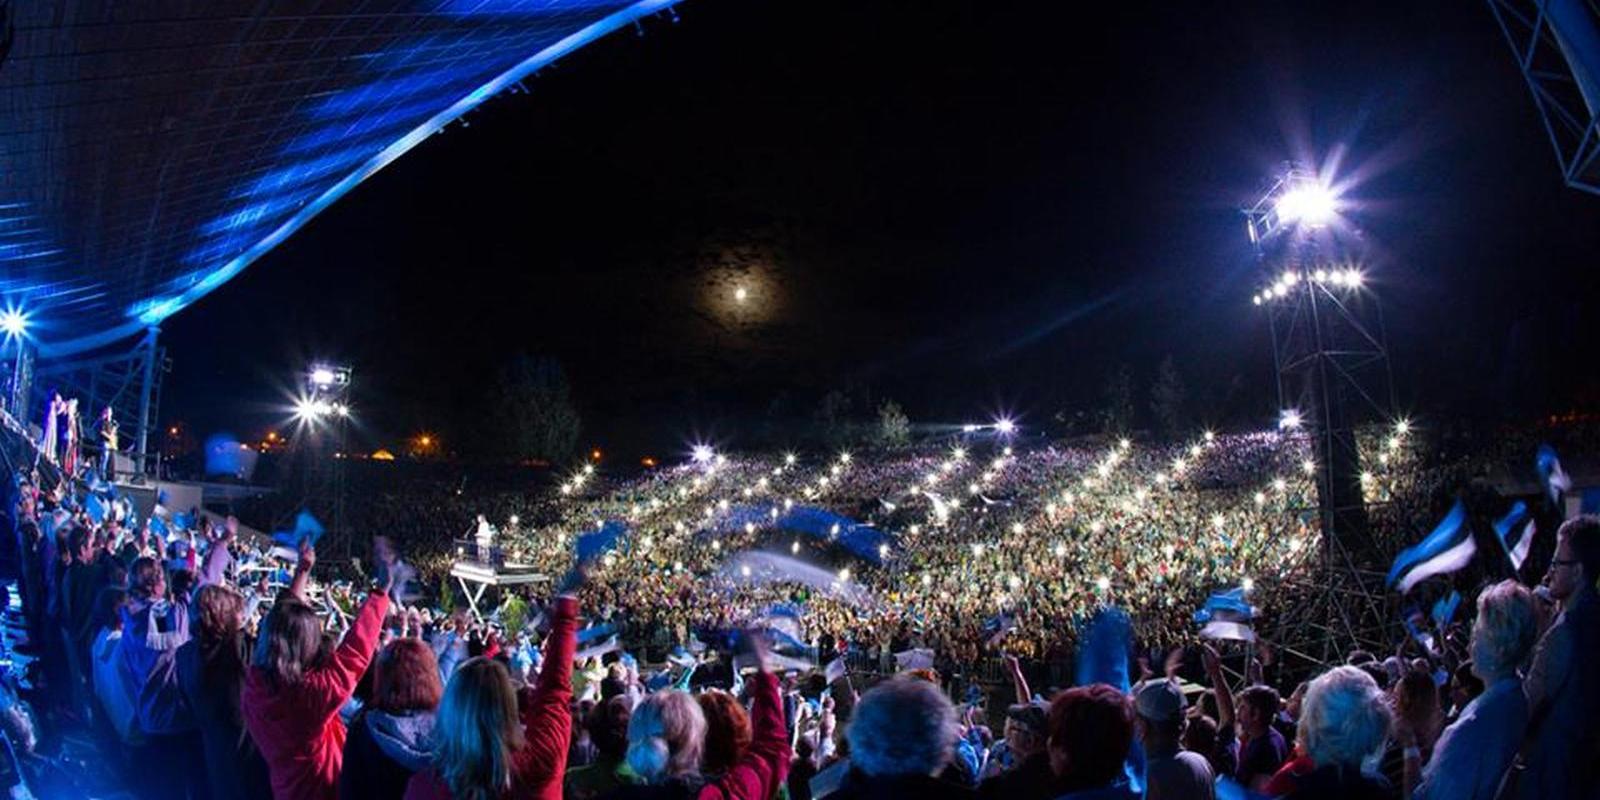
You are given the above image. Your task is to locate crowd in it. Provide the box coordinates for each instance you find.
[1,416,1598,799]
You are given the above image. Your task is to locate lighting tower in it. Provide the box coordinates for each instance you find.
[1244,163,1397,668]
[292,363,353,559]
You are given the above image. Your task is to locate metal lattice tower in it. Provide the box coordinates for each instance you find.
[1244,165,1399,669]
[1488,0,1600,194]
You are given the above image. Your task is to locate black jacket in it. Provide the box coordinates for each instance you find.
[826,768,975,800]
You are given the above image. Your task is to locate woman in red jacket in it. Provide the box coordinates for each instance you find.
[242,543,392,800]
[404,591,580,800]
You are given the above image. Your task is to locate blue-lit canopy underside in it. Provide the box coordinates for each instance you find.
[0,0,680,358]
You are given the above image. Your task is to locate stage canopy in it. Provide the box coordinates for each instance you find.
[0,0,678,358]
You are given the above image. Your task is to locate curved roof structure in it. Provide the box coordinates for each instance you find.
[0,0,679,357]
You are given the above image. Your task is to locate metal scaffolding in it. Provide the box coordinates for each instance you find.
[1243,165,1400,669]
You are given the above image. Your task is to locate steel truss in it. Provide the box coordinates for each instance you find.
[1245,166,1401,670]
[1488,0,1600,195]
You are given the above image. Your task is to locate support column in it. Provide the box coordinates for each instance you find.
[6,338,32,424]
[135,326,160,477]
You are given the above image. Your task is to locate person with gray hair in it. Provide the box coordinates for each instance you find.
[830,677,971,799]
[1280,665,1391,799]
[1414,579,1538,800]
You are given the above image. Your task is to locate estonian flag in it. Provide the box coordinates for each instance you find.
[1194,587,1256,642]
[1430,590,1461,631]
[1387,500,1474,594]
[1537,444,1572,505]
[1493,501,1536,571]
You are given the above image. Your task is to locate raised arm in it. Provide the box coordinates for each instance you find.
[512,593,579,799]
[710,632,792,800]
[1202,643,1235,730]
[288,540,314,601]
[1005,654,1031,704]
[307,568,391,717]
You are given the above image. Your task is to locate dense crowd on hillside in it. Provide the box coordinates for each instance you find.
[1,417,1597,799]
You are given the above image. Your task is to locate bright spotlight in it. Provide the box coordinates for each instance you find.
[310,367,336,387]
[1278,409,1303,431]
[1275,182,1338,226]
[994,418,1017,435]
[293,397,321,421]
[1394,419,1411,435]
[691,444,715,464]
[734,286,749,303]
[1343,269,1363,287]
[0,308,29,339]
[961,423,979,433]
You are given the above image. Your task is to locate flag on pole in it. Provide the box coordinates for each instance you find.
[1387,500,1475,594]
[1492,501,1536,571]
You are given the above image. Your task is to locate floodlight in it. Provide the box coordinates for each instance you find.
[310,367,336,387]
[1279,409,1303,430]
[1274,182,1338,226]
[0,308,28,338]
[962,423,980,433]
[994,418,1017,435]
[1394,419,1411,435]
[691,444,715,464]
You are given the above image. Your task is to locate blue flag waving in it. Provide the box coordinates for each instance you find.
[1493,501,1536,571]
[272,509,326,549]
[1194,586,1256,641]
[1387,500,1475,594]
[1536,444,1571,505]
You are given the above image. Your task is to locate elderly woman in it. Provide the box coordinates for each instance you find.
[1280,666,1392,799]
[604,633,789,800]
[1415,580,1538,800]
[829,677,969,799]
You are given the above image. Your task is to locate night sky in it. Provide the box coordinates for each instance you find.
[159,0,1600,461]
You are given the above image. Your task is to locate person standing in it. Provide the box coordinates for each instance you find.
[243,542,392,800]
[1516,516,1600,800]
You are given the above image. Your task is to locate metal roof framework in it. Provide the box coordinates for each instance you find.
[1,0,681,359]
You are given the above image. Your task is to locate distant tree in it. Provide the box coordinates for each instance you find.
[1101,363,1135,434]
[1150,355,1189,438]
[489,355,581,463]
[814,388,857,448]
[877,400,911,448]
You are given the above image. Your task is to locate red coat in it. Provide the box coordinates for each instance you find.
[697,670,791,800]
[243,593,390,800]
[404,595,579,800]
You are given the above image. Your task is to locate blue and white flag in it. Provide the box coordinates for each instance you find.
[1493,501,1536,571]
[983,611,1018,648]
[84,493,108,524]
[893,647,935,672]
[1537,444,1571,505]
[1193,587,1256,642]
[1430,590,1462,631]
[1387,500,1475,594]
[575,634,621,663]
[824,656,847,684]
[1403,605,1437,656]
[576,622,618,646]
[272,509,325,549]
[757,603,806,642]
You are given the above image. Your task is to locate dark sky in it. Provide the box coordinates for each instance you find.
[160,0,1600,460]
